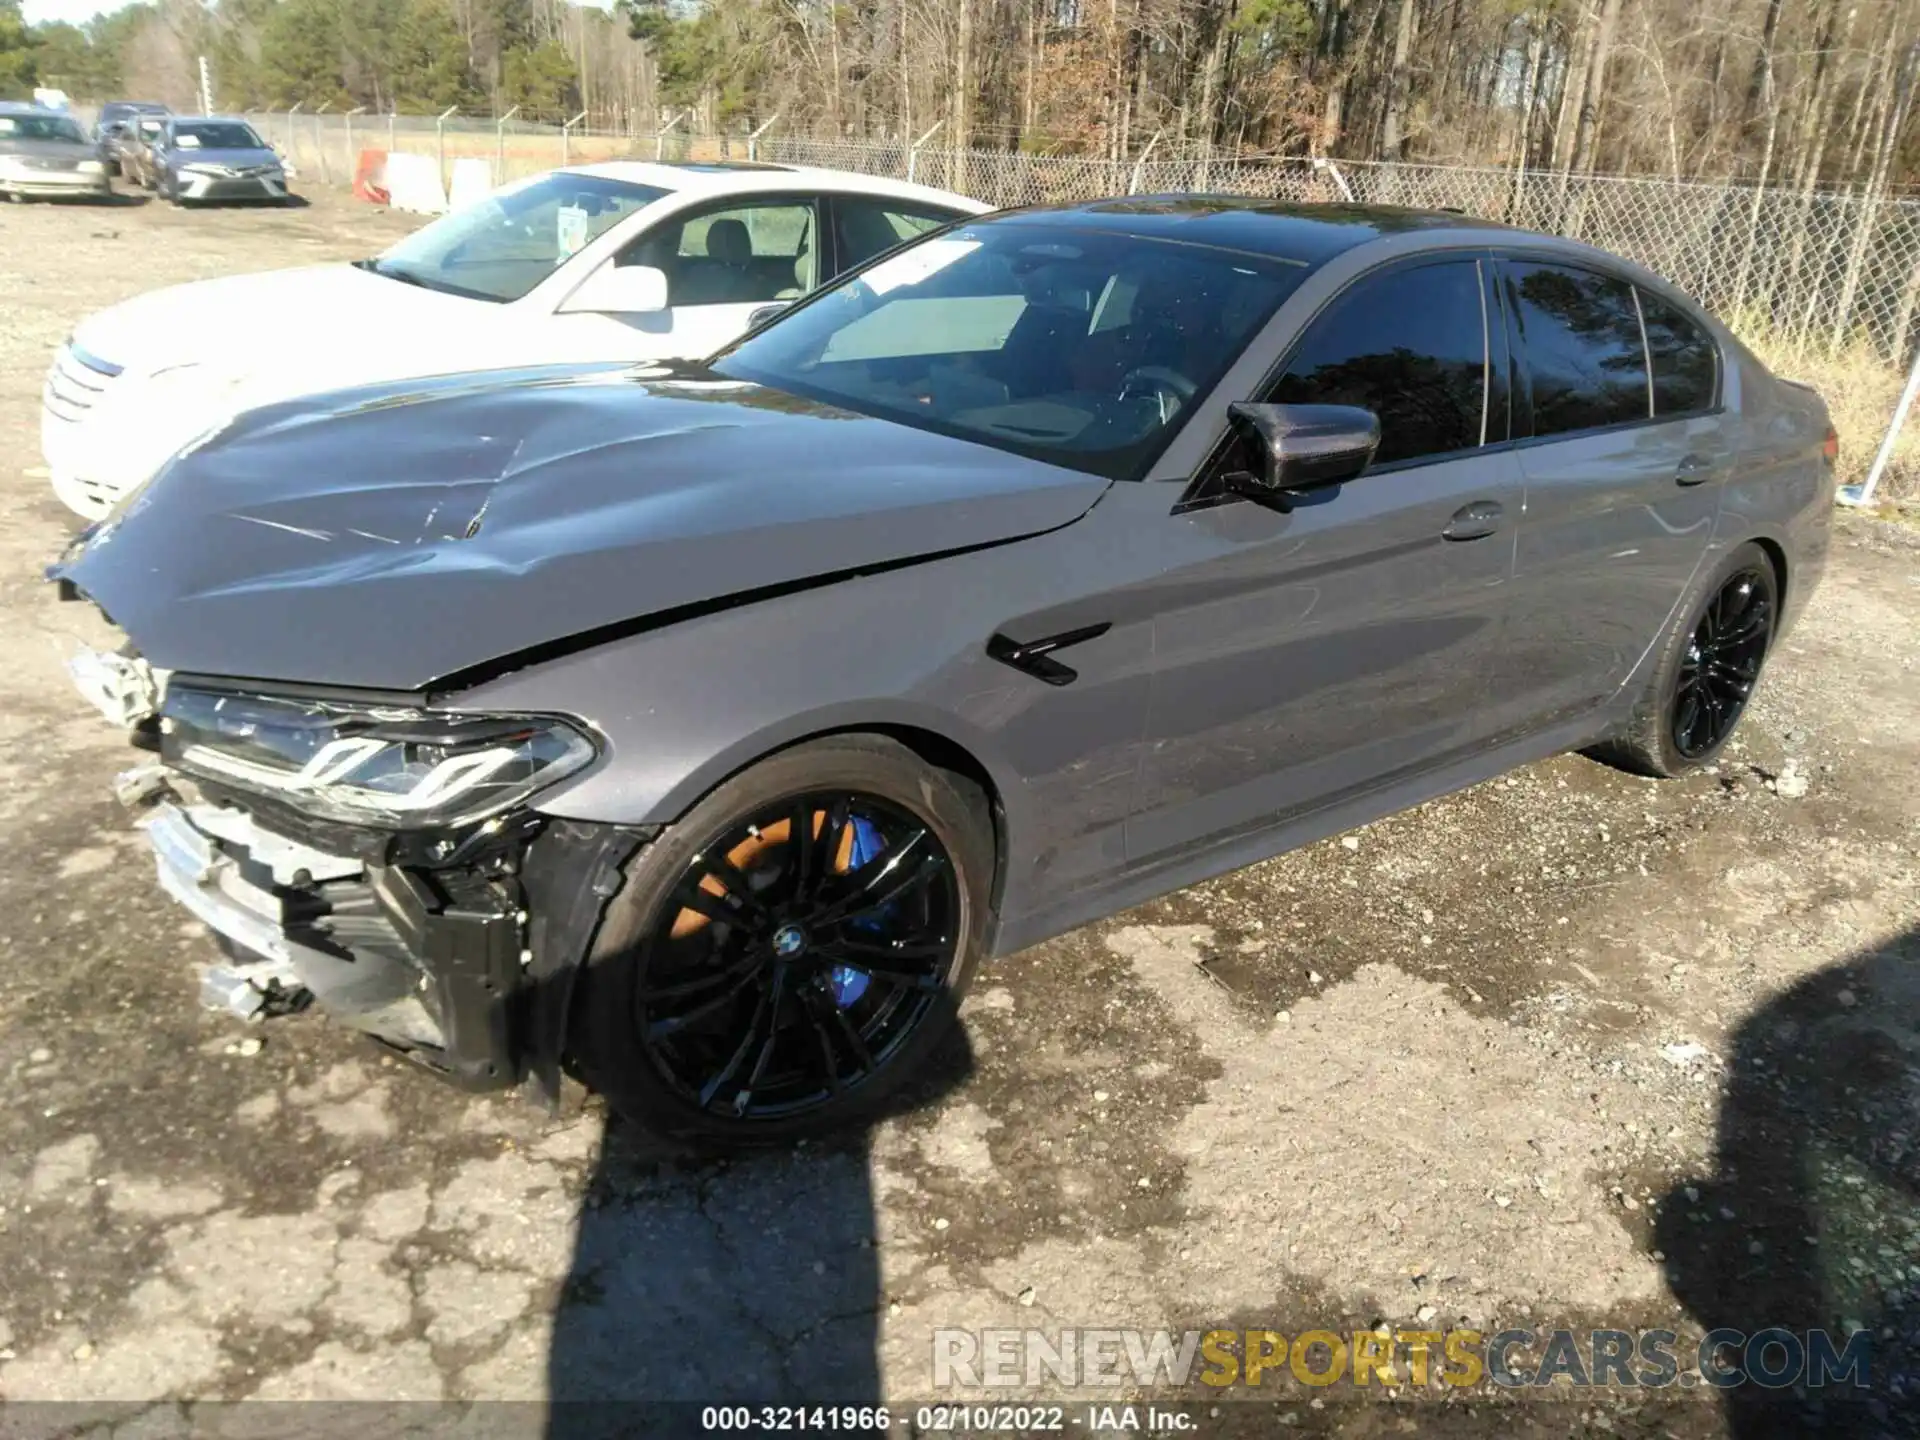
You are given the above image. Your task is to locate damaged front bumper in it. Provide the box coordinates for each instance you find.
[53,636,648,1100]
[120,770,644,1100]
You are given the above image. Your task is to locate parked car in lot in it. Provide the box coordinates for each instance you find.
[50,198,1835,1145]
[149,115,290,207]
[119,113,170,189]
[0,107,111,202]
[40,160,988,518]
[94,101,170,175]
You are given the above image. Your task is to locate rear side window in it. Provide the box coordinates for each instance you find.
[1509,261,1649,436]
[833,197,961,273]
[1638,289,1718,416]
[1267,259,1487,466]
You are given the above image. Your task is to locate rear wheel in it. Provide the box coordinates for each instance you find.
[566,735,992,1148]
[1590,541,1779,778]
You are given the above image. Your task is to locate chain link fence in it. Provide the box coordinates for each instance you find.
[250,110,1920,498]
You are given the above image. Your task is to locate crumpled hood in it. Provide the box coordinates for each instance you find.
[51,365,1110,691]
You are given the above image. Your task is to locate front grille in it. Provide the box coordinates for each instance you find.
[42,344,120,425]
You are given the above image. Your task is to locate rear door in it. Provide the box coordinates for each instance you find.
[1127,254,1524,865]
[826,194,970,277]
[1495,257,1724,726]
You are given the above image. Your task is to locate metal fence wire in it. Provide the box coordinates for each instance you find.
[259,110,1920,373]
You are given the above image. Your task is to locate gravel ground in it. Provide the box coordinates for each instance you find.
[0,188,1916,1438]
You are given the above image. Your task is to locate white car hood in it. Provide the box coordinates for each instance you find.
[72,264,484,384]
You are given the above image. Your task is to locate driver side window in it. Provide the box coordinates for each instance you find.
[1266,259,1490,467]
[618,200,819,308]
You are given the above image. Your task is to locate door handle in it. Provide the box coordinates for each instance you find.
[1675,453,1718,486]
[1442,500,1504,541]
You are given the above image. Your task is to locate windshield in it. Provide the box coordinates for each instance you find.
[0,114,86,144]
[370,171,672,304]
[171,122,266,150]
[711,219,1304,480]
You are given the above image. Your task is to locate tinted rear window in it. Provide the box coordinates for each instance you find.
[1638,289,1718,416]
[1510,261,1650,436]
[1268,259,1487,465]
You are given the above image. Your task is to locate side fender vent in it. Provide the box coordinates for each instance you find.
[986,622,1112,687]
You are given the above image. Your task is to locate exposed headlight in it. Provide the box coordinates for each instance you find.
[159,687,598,828]
[0,156,27,178]
[78,160,105,175]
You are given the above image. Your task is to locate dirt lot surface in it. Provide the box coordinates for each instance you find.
[0,188,1916,1438]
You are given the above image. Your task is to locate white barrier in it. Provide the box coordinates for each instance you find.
[384,151,448,215]
[448,157,493,211]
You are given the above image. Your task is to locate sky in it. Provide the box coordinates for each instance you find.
[23,0,129,27]
[22,0,620,23]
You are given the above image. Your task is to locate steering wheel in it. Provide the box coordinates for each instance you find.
[1117,366,1197,424]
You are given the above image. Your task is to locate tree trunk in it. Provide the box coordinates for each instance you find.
[1740,0,1785,138]
[1380,0,1417,157]
[1570,0,1624,174]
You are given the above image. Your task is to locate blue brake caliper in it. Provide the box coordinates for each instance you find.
[828,815,886,1009]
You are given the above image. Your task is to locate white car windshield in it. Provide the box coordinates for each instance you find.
[171,121,265,150]
[713,219,1305,480]
[366,172,672,304]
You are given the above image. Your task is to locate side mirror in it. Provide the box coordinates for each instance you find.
[1225,402,1380,498]
[559,263,669,316]
[746,301,790,329]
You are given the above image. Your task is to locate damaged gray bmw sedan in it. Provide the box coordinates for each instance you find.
[50,198,1836,1144]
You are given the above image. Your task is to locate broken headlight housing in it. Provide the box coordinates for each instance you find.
[159,686,596,829]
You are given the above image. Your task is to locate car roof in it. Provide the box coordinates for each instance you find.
[559,159,990,211]
[992,195,1517,264]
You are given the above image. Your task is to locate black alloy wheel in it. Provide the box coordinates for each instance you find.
[638,792,962,1121]
[1672,564,1774,760]
[567,734,992,1146]
[1589,540,1780,779]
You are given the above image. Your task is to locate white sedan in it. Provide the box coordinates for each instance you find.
[43,160,988,518]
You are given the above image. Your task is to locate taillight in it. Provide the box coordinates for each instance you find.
[1823,425,1840,468]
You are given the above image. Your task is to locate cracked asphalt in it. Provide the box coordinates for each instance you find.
[0,188,1916,1438]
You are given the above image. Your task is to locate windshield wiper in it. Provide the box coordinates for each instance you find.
[354,258,434,290]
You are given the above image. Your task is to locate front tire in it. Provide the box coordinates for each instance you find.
[1590,541,1779,778]
[567,735,993,1148]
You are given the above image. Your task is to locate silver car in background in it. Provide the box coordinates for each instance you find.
[0,108,111,201]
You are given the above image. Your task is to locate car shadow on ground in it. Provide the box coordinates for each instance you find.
[544,1011,975,1437]
[1657,922,1920,1436]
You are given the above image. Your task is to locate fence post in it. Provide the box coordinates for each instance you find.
[656,108,686,161]
[345,106,364,188]
[747,113,780,162]
[388,109,396,158]
[494,104,519,184]
[1843,341,1920,508]
[436,104,457,190]
[1310,155,1355,202]
[286,101,301,168]
[1127,130,1162,193]
[313,100,331,186]
[562,109,586,168]
[907,119,943,185]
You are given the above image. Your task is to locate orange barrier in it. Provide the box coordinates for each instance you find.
[353,148,390,205]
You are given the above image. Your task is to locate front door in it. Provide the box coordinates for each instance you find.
[596,195,823,360]
[1128,255,1523,865]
